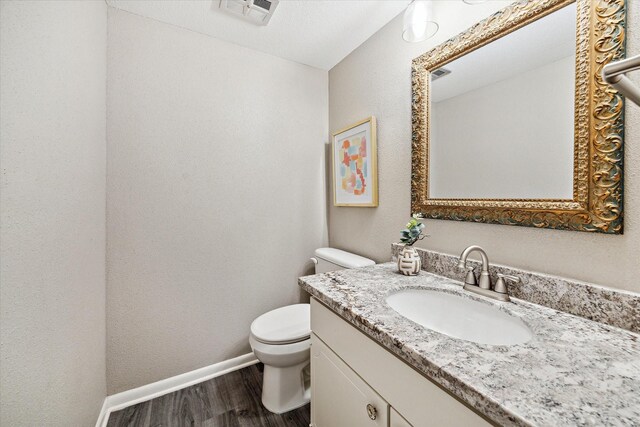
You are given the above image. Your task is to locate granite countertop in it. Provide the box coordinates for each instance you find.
[299,263,640,427]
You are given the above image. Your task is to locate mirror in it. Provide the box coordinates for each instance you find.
[430,4,575,200]
[411,0,626,234]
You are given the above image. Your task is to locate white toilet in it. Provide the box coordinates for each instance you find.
[249,247,375,414]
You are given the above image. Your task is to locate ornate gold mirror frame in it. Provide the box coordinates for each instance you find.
[411,0,626,234]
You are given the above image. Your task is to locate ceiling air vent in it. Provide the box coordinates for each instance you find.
[431,67,451,81]
[219,0,279,26]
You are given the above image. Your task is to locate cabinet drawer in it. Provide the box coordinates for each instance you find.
[311,298,491,427]
[311,333,389,427]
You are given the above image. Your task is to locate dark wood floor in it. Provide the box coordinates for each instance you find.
[106,364,310,427]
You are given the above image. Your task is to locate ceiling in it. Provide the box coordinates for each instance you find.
[106,0,411,70]
[433,2,576,103]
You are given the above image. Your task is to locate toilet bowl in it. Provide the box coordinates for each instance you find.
[250,304,311,414]
[250,248,375,414]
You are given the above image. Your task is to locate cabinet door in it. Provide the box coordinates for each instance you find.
[390,408,413,427]
[311,333,389,427]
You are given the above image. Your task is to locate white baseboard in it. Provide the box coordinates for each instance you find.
[95,353,259,427]
[95,398,110,427]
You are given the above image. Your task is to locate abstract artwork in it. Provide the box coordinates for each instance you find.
[332,117,378,207]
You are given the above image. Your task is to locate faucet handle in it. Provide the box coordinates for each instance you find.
[494,273,520,294]
[464,266,478,286]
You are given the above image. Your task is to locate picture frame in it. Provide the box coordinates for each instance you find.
[332,116,378,207]
[410,0,626,234]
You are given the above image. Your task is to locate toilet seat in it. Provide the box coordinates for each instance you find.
[250,304,310,345]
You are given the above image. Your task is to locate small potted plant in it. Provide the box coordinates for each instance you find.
[398,215,426,276]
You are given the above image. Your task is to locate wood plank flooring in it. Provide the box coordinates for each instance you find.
[106,364,310,427]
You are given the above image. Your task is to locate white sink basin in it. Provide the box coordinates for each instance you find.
[386,289,532,346]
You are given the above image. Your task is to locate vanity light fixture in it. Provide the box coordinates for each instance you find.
[403,0,487,43]
[402,0,439,43]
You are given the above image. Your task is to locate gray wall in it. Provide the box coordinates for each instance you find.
[106,9,328,394]
[329,1,640,294]
[431,55,575,200]
[0,1,107,425]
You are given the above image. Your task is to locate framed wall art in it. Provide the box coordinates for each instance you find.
[332,116,378,207]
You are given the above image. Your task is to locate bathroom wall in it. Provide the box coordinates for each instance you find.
[431,55,575,200]
[0,1,107,425]
[107,9,328,393]
[329,1,640,294]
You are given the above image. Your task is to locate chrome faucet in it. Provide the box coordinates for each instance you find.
[457,245,518,302]
[457,245,491,290]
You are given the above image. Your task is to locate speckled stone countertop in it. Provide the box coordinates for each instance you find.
[299,263,640,427]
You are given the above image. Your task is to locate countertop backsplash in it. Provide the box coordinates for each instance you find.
[391,244,640,333]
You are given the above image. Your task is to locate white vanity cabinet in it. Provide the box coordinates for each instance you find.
[310,298,491,427]
[311,334,389,427]
[390,408,413,427]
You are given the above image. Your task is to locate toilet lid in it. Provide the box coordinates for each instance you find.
[251,304,310,344]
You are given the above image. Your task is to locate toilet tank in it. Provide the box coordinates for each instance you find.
[313,248,375,274]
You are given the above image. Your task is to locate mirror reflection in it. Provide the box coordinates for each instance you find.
[429,3,576,200]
